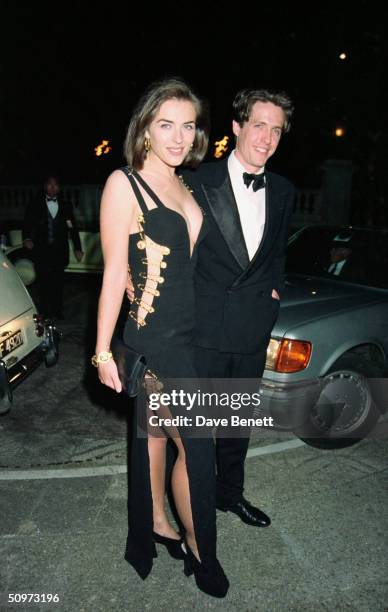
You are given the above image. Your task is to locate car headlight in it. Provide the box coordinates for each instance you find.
[266,337,312,373]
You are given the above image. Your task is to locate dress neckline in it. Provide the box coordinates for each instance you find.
[132,168,204,259]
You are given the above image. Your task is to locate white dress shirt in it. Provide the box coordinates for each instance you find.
[328,259,347,275]
[228,150,266,260]
[46,197,59,218]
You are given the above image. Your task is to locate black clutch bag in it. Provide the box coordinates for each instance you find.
[110,336,147,398]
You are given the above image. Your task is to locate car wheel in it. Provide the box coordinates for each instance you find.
[295,355,383,449]
[44,325,60,367]
[0,394,12,415]
[0,363,13,415]
[45,345,59,367]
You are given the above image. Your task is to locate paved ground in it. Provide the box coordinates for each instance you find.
[0,275,387,611]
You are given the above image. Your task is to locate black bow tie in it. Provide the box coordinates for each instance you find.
[46,197,57,202]
[243,172,266,192]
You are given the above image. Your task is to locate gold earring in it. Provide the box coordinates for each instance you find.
[144,137,151,153]
[190,143,194,150]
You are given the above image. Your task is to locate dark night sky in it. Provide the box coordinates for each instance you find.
[1,2,387,190]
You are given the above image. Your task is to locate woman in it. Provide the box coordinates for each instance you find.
[93,78,229,598]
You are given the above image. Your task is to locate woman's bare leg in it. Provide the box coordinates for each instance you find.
[148,436,180,540]
[170,437,200,560]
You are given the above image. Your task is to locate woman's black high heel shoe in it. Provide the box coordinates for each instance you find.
[152,531,186,560]
[183,540,229,598]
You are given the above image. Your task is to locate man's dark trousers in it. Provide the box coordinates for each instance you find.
[195,346,267,505]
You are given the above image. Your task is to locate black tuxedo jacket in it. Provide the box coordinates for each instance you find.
[23,194,81,269]
[182,159,295,354]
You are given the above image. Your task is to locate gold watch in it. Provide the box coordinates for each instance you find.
[91,351,113,367]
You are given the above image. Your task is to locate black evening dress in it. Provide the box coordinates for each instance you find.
[119,167,216,579]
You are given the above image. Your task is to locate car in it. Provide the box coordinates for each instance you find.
[260,225,388,449]
[0,247,60,415]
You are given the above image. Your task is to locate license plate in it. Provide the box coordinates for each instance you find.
[0,330,24,358]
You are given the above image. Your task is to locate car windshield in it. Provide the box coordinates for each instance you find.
[285,226,388,290]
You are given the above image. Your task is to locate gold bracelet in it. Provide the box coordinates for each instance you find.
[91,351,113,367]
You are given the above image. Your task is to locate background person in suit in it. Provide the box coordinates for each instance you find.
[23,175,84,318]
[324,232,367,283]
[327,244,353,276]
[182,88,295,528]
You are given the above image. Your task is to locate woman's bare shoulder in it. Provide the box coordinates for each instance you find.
[101,169,135,204]
[104,168,131,190]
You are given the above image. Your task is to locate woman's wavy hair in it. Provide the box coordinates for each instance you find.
[124,78,209,170]
[233,88,294,133]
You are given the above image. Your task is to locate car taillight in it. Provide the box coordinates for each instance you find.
[265,338,312,373]
[33,313,45,337]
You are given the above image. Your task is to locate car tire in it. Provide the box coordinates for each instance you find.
[295,355,384,449]
[44,326,60,368]
[45,346,59,367]
[0,394,12,415]
[0,362,13,415]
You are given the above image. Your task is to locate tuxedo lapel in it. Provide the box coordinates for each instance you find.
[39,198,49,224]
[200,163,250,270]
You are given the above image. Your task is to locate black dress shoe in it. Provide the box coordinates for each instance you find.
[152,531,186,559]
[217,498,271,527]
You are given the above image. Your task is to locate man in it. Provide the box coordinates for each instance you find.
[327,244,352,276]
[326,232,354,276]
[181,88,295,528]
[325,232,366,282]
[23,175,83,318]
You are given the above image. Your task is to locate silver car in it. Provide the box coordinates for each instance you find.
[261,225,388,448]
[0,248,59,414]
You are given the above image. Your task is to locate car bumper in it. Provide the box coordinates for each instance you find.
[259,377,323,430]
[0,344,46,414]
[0,321,60,409]
[5,344,46,389]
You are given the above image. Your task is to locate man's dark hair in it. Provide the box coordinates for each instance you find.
[43,175,60,187]
[232,89,294,133]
